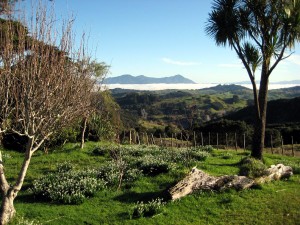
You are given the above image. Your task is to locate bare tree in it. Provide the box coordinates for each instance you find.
[0,4,97,224]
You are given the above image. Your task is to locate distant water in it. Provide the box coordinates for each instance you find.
[104,83,299,91]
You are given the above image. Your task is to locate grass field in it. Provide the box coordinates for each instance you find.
[2,142,300,225]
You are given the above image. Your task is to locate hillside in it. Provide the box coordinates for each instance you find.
[226,97,300,124]
[111,85,300,132]
[104,74,196,84]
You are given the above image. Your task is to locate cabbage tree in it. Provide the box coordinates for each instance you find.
[206,0,300,159]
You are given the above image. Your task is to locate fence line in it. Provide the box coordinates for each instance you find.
[118,130,298,156]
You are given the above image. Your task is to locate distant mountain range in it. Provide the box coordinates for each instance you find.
[104,74,196,84]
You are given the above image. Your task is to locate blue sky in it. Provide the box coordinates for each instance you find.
[24,0,300,83]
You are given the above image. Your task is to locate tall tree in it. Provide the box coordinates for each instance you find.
[79,61,109,149]
[206,0,300,159]
[0,5,97,224]
[0,0,17,15]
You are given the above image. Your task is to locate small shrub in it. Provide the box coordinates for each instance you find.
[221,152,233,159]
[130,198,165,218]
[239,157,268,178]
[291,163,300,174]
[56,161,73,173]
[171,147,210,165]
[190,148,210,161]
[2,153,12,159]
[201,145,214,153]
[10,215,41,225]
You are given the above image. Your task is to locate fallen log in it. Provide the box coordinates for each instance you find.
[169,164,293,200]
[256,163,293,184]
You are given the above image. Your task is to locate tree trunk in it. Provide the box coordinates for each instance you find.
[80,117,88,149]
[0,190,16,225]
[251,72,269,160]
[0,138,33,224]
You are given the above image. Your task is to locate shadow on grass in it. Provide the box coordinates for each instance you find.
[114,189,172,204]
[15,192,50,204]
[208,162,240,167]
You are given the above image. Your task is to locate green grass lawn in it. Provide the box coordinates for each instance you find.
[2,142,300,225]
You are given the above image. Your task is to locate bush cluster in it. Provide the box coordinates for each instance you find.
[32,162,106,204]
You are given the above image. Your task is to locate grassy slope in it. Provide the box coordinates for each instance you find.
[114,86,300,131]
[2,142,300,225]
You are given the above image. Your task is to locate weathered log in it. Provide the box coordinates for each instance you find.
[169,164,293,200]
[256,164,293,184]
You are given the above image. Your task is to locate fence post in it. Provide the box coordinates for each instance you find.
[243,133,246,151]
[133,130,137,144]
[160,133,163,146]
[122,131,126,144]
[217,133,219,150]
[270,135,273,154]
[180,132,183,147]
[137,132,140,145]
[151,133,155,145]
[292,136,294,157]
[193,131,196,147]
[280,136,284,155]
[235,133,237,151]
[225,133,228,149]
[201,132,204,147]
[146,132,149,146]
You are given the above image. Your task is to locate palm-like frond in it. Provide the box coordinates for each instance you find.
[242,42,262,74]
[282,0,300,48]
[205,0,246,46]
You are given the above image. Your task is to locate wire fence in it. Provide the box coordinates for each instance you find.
[118,130,299,157]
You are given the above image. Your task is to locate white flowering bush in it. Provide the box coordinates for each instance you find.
[130,198,165,218]
[32,163,106,204]
[12,216,41,225]
[189,147,211,161]
[200,145,214,153]
[171,147,211,166]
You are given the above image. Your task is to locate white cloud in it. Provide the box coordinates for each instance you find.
[104,83,299,91]
[161,57,201,66]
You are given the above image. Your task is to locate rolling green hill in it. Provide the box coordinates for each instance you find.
[111,85,300,132]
